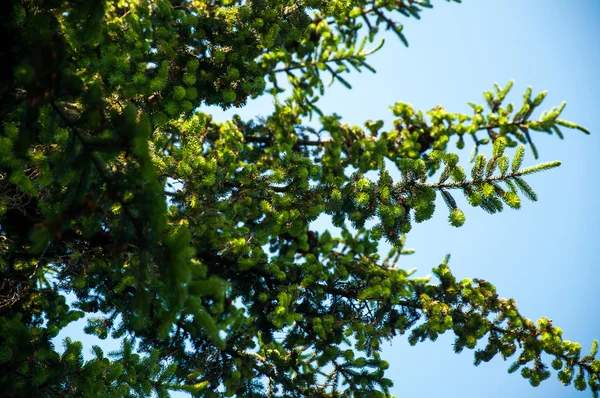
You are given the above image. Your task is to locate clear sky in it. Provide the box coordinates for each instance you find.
[57,1,600,397]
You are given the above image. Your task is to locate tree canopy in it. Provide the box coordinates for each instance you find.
[0,0,598,397]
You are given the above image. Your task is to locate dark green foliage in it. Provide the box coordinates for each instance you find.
[1,0,598,397]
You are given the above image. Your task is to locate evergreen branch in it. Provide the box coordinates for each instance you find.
[409,264,600,391]
[272,54,363,74]
[426,161,561,190]
[372,8,409,47]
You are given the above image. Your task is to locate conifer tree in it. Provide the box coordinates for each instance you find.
[0,0,598,397]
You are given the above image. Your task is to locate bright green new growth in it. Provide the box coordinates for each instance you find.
[1,0,598,397]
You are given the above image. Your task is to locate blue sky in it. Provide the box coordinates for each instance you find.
[57,1,600,397]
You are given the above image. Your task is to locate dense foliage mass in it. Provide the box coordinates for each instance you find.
[0,0,598,396]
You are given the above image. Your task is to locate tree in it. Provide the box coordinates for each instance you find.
[0,0,597,396]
